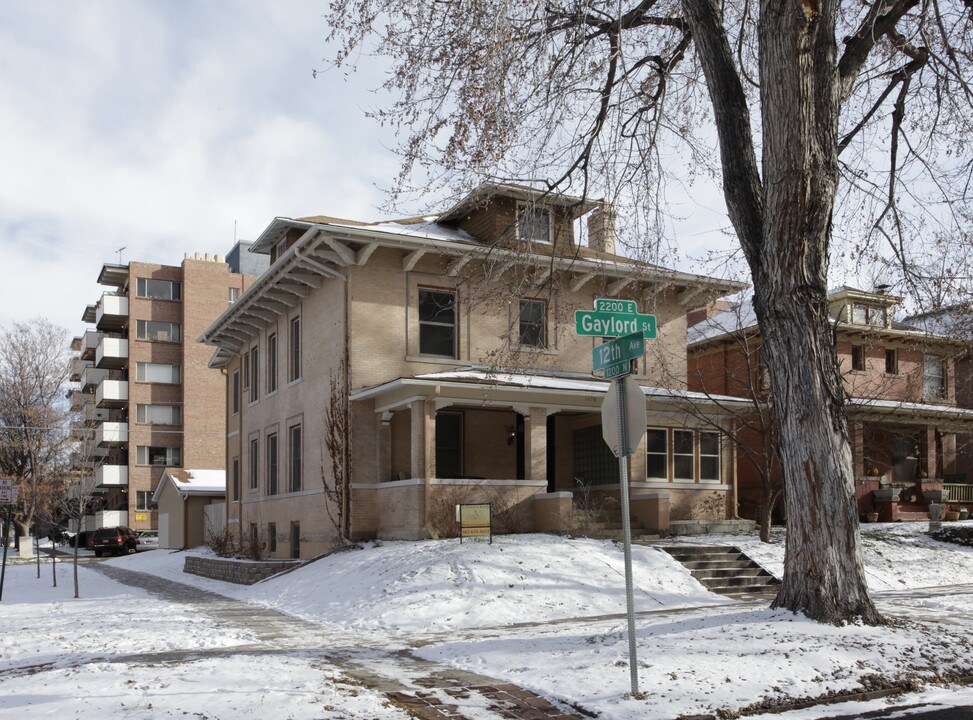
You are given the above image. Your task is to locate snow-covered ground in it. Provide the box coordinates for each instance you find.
[1,525,973,719]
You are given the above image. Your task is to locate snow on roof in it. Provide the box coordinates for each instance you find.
[333,219,476,244]
[159,468,226,497]
[687,297,758,344]
[413,369,750,406]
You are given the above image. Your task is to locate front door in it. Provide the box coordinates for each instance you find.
[891,434,918,484]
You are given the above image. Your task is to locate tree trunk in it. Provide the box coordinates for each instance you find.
[685,0,882,622]
[753,0,881,624]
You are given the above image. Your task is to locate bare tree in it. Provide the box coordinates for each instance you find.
[0,319,72,545]
[324,0,973,623]
[323,364,352,545]
[60,426,104,599]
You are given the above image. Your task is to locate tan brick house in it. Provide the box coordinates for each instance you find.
[201,183,747,559]
[688,287,973,523]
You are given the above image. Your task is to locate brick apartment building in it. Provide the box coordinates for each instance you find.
[687,287,973,523]
[69,248,260,535]
[201,183,750,560]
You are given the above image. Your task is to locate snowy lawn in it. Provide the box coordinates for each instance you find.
[3,525,973,719]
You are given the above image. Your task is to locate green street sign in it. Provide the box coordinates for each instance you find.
[594,298,638,315]
[603,361,634,379]
[593,331,645,372]
[575,310,657,338]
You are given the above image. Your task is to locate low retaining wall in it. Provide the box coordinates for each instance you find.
[184,556,301,585]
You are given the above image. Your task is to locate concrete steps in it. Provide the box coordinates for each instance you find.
[660,544,780,598]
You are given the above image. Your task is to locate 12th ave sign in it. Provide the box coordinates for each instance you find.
[575,307,657,338]
[592,331,645,373]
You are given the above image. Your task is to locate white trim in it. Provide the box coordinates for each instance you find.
[429,478,548,487]
[642,482,731,491]
[351,478,424,489]
[227,430,240,438]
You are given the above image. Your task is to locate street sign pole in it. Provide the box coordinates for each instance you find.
[614,377,639,697]
[0,504,11,602]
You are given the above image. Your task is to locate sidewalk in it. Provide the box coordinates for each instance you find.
[92,562,582,720]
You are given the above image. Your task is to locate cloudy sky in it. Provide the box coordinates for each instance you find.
[0,1,734,338]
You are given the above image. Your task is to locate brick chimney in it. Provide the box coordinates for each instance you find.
[587,202,616,255]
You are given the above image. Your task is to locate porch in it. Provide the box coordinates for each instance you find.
[348,370,745,541]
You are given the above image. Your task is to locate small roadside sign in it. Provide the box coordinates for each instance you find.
[456,503,492,544]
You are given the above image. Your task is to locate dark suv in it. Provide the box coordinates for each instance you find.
[89,526,140,557]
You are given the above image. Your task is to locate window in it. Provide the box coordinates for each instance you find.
[136,278,181,301]
[852,304,884,326]
[249,438,259,489]
[136,404,181,425]
[645,428,668,480]
[228,287,240,305]
[673,430,695,481]
[136,320,181,343]
[231,458,240,502]
[518,299,547,348]
[232,369,240,415]
[924,355,946,400]
[136,491,158,511]
[242,352,250,390]
[418,288,457,357]
[699,432,722,482]
[267,333,278,393]
[267,523,277,553]
[851,345,865,371]
[249,345,259,403]
[136,446,181,466]
[289,424,302,492]
[266,432,278,495]
[290,521,301,559]
[517,204,551,244]
[289,317,301,382]
[885,348,898,375]
[435,411,463,479]
[136,362,180,384]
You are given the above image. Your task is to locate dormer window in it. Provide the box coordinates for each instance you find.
[517,204,551,244]
[852,303,884,326]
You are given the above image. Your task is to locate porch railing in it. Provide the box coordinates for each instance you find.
[945,483,973,504]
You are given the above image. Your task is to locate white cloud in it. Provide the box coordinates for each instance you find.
[0,1,398,335]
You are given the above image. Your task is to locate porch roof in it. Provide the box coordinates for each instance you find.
[848,397,973,432]
[350,368,752,416]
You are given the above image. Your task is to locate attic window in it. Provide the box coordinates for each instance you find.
[852,303,884,326]
[517,205,551,244]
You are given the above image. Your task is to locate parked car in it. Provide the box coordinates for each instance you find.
[136,530,159,549]
[89,526,140,557]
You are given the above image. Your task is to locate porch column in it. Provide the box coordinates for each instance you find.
[377,412,392,483]
[526,407,548,482]
[410,399,436,480]
[924,426,939,479]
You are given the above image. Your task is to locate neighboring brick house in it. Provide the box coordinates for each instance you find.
[687,287,973,523]
[68,248,259,535]
[201,183,747,560]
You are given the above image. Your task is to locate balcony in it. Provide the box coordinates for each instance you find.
[82,366,110,391]
[97,510,128,528]
[96,379,128,408]
[95,293,129,331]
[68,389,91,412]
[80,330,103,361]
[96,337,128,369]
[97,421,128,446]
[84,404,109,423]
[95,465,128,488]
[70,357,90,382]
